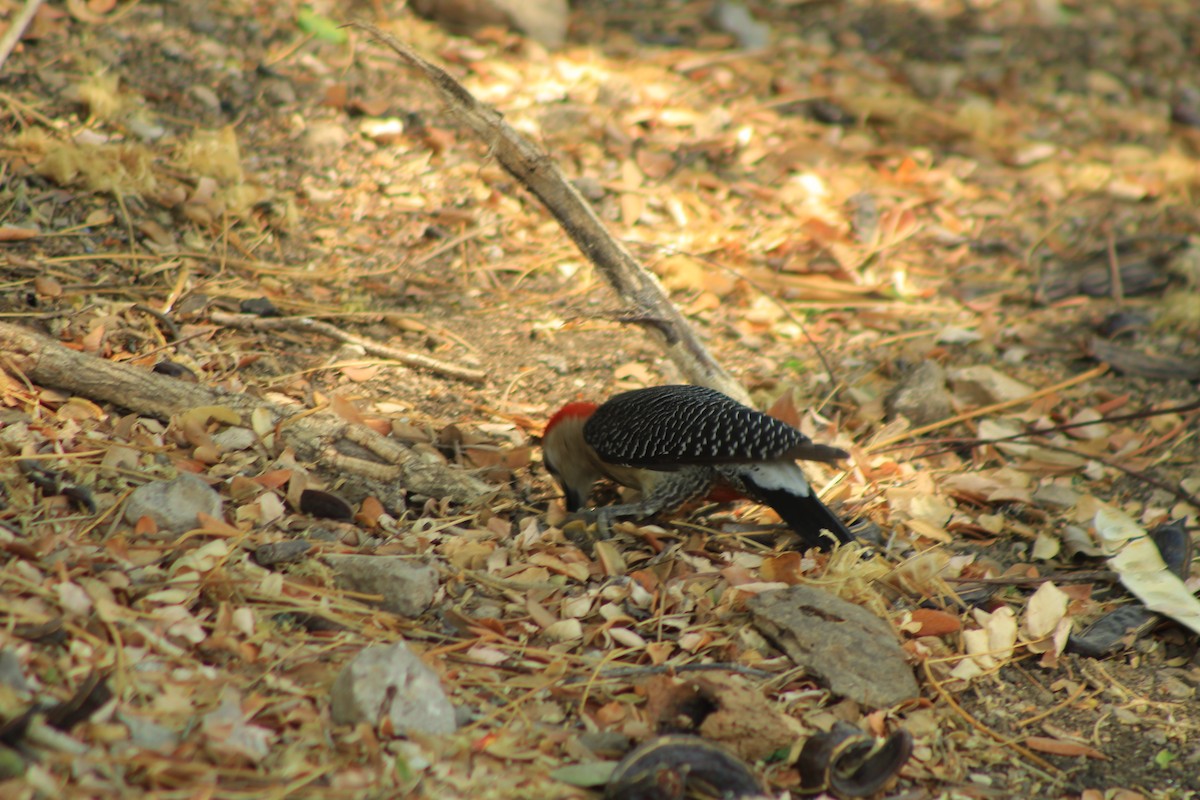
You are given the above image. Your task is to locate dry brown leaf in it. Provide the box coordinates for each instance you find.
[906,608,962,637]
[1024,736,1107,760]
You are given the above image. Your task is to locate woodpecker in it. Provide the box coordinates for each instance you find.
[541,384,853,550]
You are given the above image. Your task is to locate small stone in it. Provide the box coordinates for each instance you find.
[188,84,221,112]
[253,540,313,567]
[886,361,952,427]
[330,642,456,736]
[325,555,438,617]
[304,121,350,152]
[711,0,770,50]
[0,650,29,692]
[124,473,223,534]
[118,711,180,752]
[1160,675,1195,700]
[571,176,605,201]
[360,117,406,145]
[495,0,567,48]
[263,79,296,106]
[126,113,167,142]
[412,0,567,48]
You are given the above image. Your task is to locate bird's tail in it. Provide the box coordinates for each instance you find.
[753,486,854,550]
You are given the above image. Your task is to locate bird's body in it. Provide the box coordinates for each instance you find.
[541,385,853,550]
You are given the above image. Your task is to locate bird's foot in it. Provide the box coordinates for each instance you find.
[568,508,616,538]
[560,518,596,552]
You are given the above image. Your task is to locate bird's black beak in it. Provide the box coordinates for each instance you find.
[543,454,578,511]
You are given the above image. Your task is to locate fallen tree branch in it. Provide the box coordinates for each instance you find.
[0,0,44,73]
[351,21,750,404]
[0,322,493,507]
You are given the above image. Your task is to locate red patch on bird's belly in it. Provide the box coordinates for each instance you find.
[704,483,746,504]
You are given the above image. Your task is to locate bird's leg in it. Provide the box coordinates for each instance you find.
[563,507,621,539]
[581,467,716,537]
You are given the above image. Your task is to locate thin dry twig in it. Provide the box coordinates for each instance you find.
[1030,441,1200,511]
[946,571,1118,586]
[560,662,775,684]
[1104,225,1124,309]
[0,0,45,73]
[867,364,1109,451]
[922,660,1063,778]
[897,397,1200,456]
[209,311,486,382]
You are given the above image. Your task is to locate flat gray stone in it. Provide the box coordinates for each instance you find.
[330,642,456,736]
[492,0,567,47]
[325,555,438,617]
[0,650,29,692]
[886,361,952,427]
[118,711,180,753]
[748,586,919,708]
[124,473,223,534]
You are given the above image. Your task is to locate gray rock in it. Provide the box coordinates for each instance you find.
[124,473,223,534]
[711,1,770,49]
[118,711,180,752]
[492,0,567,48]
[304,121,349,152]
[325,555,438,617]
[263,78,297,106]
[253,539,313,567]
[330,642,456,736]
[187,84,221,112]
[749,585,919,708]
[886,361,952,427]
[0,650,29,692]
[412,0,567,49]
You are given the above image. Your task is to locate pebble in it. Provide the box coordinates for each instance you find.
[330,642,456,736]
[124,473,223,534]
[325,555,438,617]
[886,361,953,427]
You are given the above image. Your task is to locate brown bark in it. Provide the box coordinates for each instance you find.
[0,322,493,506]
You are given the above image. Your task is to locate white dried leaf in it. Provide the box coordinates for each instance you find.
[1022,582,1069,641]
[1095,507,1200,636]
[608,627,646,649]
[1031,532,1061,561]
[55,582,93,618]
[543,619,582,642]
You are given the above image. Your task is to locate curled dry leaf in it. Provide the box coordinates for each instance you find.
[1020,581,1072,656]
[1024,736,1107,760]
[951,606,1017,681]
[1095,507,1200,636]
[906,608,962,637]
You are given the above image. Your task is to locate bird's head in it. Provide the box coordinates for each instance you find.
[541,401,600,512]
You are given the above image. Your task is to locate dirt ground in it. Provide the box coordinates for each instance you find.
[1,0,1198,798]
